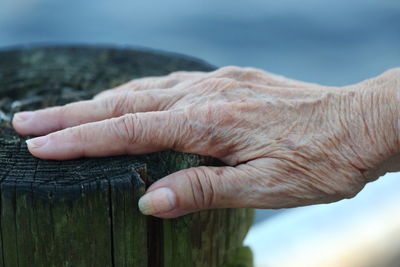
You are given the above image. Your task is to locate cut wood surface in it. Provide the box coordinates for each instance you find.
[0,46,253,267]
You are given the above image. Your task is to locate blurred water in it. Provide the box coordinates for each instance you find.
[245,172,400,267]
[0,0,400,225]
[1,0,399,85]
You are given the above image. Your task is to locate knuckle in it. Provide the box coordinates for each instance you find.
[241,67,265,79]
[214,66,265,83]
[186,167,216,209]
[161,78,180,88]
[114,114,139,144]
[128,77,161,90]
[242,67,260,73]
[125,80,143,90]
[217,66,242,75]
[53,105,69,128]
[93,89,113,99]
[201,77,239,92]
[104,93,130,116]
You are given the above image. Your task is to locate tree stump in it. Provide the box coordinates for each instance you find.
[0,46,253,267]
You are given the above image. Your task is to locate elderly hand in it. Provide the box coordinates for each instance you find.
[12,66,400,218]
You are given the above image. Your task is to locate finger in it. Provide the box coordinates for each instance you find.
[13,90,179,136]
[137,156,354,218]
[138,165,256,218]
[95,71,205,99]
[25,111,185,160]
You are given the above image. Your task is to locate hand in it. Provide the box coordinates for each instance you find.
[12,66,400,218]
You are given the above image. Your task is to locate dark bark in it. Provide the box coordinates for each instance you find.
[0,46,253,267]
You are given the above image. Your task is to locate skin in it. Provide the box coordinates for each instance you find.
[12,66,400,218]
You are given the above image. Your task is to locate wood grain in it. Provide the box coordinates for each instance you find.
[0,46,253,267]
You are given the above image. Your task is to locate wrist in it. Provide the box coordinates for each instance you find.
[377,68,400,155]
[380,68,400,174]
[361,68,400,176]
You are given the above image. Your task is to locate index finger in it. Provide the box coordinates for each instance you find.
[25,111,187,160]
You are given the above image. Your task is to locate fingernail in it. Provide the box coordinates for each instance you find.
[138,187,176,215]
[14,112,34,123]
[26,136,49,149]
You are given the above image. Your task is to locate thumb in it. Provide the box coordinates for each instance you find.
[138,165,252,218]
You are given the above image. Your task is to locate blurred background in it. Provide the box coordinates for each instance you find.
[1,0,399,266]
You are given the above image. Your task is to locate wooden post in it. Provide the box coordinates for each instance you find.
[0,46,253,267]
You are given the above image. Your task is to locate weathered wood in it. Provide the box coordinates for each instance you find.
[0,46,253,267]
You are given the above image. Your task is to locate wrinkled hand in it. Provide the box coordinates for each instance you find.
[12,66,400,218]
